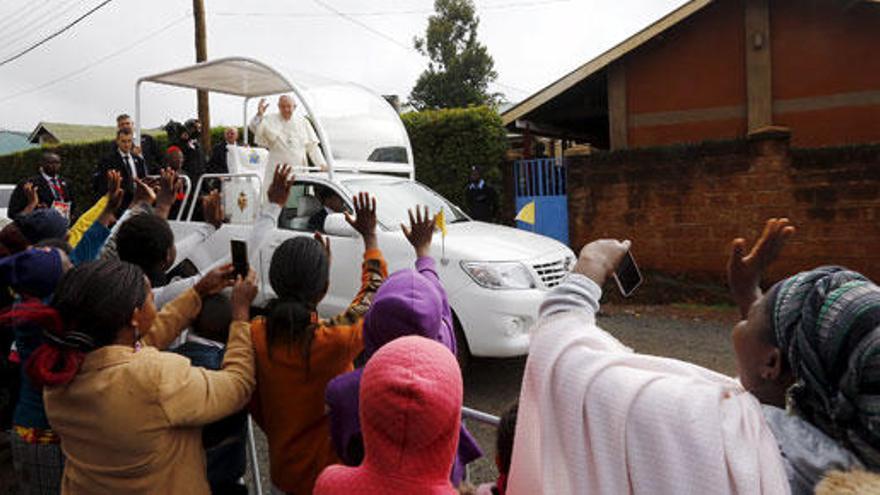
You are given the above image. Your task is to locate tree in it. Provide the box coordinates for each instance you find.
[410,0,501,110]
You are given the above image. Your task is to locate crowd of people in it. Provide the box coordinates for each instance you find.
[0,105,879,495]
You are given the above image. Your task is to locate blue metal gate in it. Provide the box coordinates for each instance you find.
[513,158,569,245]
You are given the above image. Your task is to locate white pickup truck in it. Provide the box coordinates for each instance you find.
[137,57,575,361]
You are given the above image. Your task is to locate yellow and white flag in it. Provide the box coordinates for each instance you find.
[515,201,536,225]
[435,208,448,237]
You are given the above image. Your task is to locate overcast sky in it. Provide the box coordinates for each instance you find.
[0,0,687,132]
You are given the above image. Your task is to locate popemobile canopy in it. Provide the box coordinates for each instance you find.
[135,56,414,179]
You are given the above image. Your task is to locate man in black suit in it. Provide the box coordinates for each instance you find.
[8,152,75,221]
[94,129,146,208]
[207,126,239,176]
[115,113,162,174]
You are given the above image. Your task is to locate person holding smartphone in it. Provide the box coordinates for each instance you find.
[507,237,790,494]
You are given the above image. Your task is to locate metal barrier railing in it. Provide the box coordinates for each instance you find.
[144,174,192,221]
[462,406,500,427]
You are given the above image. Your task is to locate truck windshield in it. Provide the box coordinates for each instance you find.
[342,178,469,230]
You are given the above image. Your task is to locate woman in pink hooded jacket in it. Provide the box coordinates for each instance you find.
[315,335,463,495]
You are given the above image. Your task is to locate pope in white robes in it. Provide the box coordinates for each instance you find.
[249,95,327,200]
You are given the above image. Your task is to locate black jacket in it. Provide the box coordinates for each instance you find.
[207,141,231,175]
[111,134,162,175]
[465,181,498,222]
[183,140,206,184]
[94,150,147,206]
[8,174,75,220]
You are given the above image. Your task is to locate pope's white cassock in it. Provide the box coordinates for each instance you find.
[249,112,328,201]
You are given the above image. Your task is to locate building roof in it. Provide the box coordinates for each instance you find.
[0,130,38,156]
[28,122,120,144]
[501,0,714,127]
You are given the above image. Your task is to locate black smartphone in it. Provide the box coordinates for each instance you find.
[231,240,248,279]
[613,250,643,297]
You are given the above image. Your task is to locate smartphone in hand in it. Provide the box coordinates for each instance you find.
[613,250,643,297]
[231,239,248,279]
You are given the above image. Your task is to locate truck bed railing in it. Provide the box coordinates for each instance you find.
[145,174,191,221]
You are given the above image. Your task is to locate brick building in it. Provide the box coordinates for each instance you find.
[501,0,880,150]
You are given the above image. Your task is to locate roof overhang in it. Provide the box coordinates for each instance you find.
[27,123,49,143]
[137,57,295,97]
[501,0,714,127]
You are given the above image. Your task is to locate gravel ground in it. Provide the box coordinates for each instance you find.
[1,306,740,494]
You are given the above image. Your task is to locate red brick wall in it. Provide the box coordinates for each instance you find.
[567,130,880,285]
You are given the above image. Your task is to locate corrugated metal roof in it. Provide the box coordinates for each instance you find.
[0,130,37,156]
[28,122,119,143]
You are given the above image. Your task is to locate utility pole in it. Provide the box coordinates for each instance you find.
[193,0,210,150]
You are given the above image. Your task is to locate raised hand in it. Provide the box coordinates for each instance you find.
[98,170,124,226]
[727,218,796,318]
[194,264,236,298]
[344,192,377,249]
[133,178,156,207]
[22,182,39,214]
[574,239,631,287]
[266,164,296,206]
[105,170,124,210]
[231,268,259,323]
[154,168,182,219]
[257,98,269,117]
[201,190,225,229]
[402,205,435,259]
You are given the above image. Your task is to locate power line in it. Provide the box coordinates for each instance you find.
[214,0,573,19]
[0,15,189,104]
[0,0,116,68]
[0,0,95,60]
[310,0,415,52]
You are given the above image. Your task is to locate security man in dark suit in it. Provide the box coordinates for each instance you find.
[94,129,146,208]
[115,113,162,174]
[8,152,76,221]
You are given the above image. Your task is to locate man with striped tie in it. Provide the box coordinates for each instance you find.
[94,129,147,210]
[8,152,76,223]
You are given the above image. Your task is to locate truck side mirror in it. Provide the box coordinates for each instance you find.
[323,213,357,237]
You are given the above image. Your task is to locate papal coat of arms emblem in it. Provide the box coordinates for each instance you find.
[237,191,248,212]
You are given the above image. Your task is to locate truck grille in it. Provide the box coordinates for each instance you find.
[533,259,568,288]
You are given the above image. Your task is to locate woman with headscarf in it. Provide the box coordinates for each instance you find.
[725,219,880,493]
[0,249,69,494]
[509,225,793,494]
[29,259,257,494]
[325,207,482,486]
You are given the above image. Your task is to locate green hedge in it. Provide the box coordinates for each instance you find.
[0,127,240,216]
[0,110,509,217]
[402,106,508,210]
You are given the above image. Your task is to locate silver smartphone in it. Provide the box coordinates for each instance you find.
[613,250,643,297]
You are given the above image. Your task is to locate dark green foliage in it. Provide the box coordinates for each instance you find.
[0,127,245,216]
[402,106,508,208]
[410,0,500,109]
[0,112,508,219]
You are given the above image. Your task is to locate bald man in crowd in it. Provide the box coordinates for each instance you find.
[248,95,328,179]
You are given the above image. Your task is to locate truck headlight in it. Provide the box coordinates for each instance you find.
[460,261,537,290]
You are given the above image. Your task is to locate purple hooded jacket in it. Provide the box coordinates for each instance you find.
[325,256,483,485]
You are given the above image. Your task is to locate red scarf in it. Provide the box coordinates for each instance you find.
[0,298,84,387]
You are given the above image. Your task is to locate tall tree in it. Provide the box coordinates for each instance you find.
[410,0,501,110]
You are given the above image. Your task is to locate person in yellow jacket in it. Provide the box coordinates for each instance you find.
[29,258,258,494]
